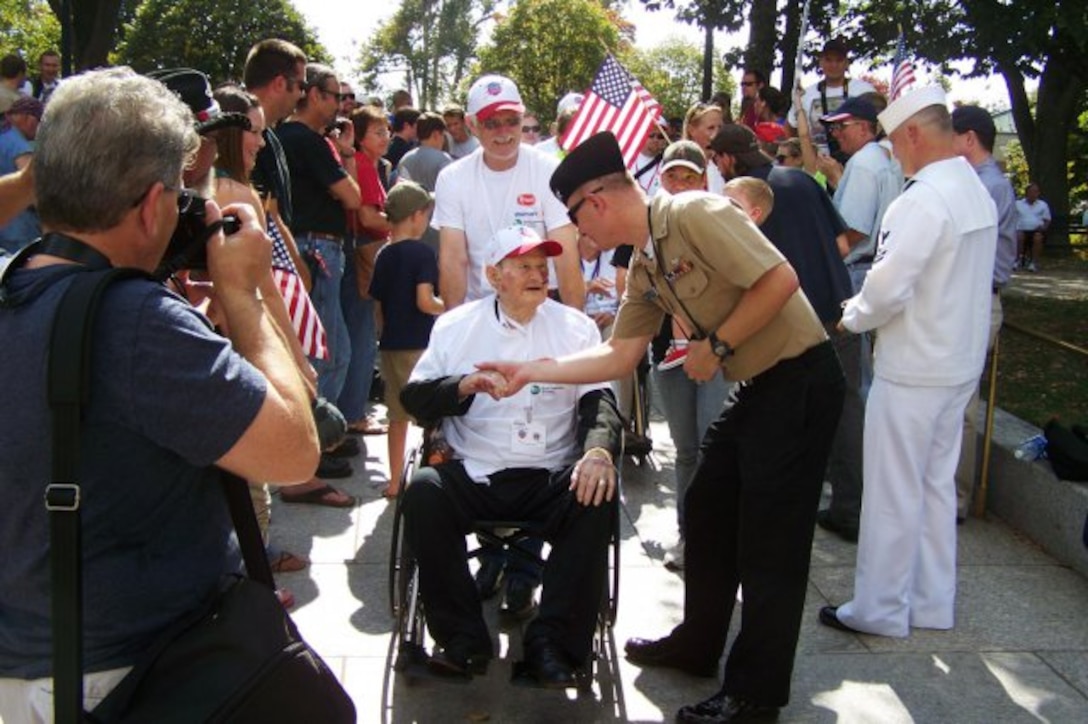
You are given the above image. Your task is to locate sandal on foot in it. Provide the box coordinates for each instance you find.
[280,483,356,508]
[268,549,309,573]
[348,416,388,435]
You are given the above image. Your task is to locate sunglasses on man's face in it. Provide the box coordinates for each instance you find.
[522,124,541,133]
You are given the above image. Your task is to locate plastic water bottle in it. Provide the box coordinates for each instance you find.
[1013,434,1048,461]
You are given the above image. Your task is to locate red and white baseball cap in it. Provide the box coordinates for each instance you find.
[467,74,525,122]
[486,226,563,267]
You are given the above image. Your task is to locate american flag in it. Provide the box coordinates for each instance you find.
[889,32,916,101]
[268,215,328,360]
[561,54,663,167]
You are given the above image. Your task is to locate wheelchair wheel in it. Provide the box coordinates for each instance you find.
[388,444,421,616]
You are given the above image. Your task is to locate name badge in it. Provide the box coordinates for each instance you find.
[511,420,547,454]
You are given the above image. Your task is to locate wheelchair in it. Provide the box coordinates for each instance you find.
[387,430,621,691]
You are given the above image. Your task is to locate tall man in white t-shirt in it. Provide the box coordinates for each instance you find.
[787,38,875,159]
[433,74,584,310]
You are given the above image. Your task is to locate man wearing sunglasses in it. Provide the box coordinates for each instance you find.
[814,95,901,542]
[275,63,361,411]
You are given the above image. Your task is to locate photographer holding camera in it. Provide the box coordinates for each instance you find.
[0,68,319,721]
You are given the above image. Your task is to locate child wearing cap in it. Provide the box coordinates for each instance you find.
[369,182,445,496]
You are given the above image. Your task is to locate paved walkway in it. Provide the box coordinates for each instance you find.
[268,412,1088,723]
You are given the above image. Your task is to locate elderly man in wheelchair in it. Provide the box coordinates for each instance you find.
[399,225,622,688]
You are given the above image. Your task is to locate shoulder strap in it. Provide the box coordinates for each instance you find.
[47,267,276,720]
[47,268,144,722]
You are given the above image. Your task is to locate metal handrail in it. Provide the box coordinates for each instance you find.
[975,318,1086,516]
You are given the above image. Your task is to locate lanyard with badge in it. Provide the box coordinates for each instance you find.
[493,298,549,453]
[639,207,711,341]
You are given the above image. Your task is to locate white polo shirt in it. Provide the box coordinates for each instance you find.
[433,145,571,302]
[410,296,606,482]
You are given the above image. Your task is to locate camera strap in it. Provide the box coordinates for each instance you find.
[0,235,113,307]
[38,233,114,270]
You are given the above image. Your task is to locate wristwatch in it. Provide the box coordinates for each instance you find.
[708,332,734,360]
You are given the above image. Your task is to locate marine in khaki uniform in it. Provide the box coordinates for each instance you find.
[481,132,845,723]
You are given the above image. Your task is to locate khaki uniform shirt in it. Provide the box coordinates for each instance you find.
[613,193,827,382]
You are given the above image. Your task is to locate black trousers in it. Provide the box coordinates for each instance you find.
[674,341,844,706]
[402,461,614,664]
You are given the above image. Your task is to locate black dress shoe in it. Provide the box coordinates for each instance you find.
[816,509,858,542]
[818,605,865,634]
[427,646,491,680]
[625,635,718,677]
[676,692,779,723]
[474,558,505,600]
[518,638,576,689]
[316,453,352,479]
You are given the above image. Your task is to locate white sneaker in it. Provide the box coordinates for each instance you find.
[1027,262,1037,272]
[664,539,685,570]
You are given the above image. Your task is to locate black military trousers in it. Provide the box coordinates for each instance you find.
[674,340,844,706]
[402,460,614,664]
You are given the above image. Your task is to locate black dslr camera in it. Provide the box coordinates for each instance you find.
[154,195,241,281]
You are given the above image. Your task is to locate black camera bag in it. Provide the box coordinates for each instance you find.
[46,267,355,723]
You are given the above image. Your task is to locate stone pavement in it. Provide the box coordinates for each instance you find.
[267,411,1088,724]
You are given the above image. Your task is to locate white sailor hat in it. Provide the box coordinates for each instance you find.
[878,85,947,135]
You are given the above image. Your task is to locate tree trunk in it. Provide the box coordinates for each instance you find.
[76,0,125,69]
[780,0,802,92]
[745,0,778,80]
[1027,48,1085,249]
[702,22,714,101]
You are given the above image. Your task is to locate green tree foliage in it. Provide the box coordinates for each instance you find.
[836,0,1087,231]
[639,1,747,100]
[0,0,61,63]
[475,0,623,125]
[114,0,329,84]
[621,37,732,122]
[358,0,494,110]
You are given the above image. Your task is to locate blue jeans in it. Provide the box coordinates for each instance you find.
[651,365,733,531]
[337,238,378,423]
[296,235,350,403]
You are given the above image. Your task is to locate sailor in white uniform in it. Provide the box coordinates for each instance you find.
[820,86,998,637]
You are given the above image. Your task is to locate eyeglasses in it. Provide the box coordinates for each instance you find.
[775,154,797,163]
[131,183,196,211]
[826,120,860,133]
[567,186,604,225]
[367,126,391,138]
[740,81,757,87]
[316,87,347,102]
[481,115,522,131]
[341,93,355,101]
[176,187,198,213]
[522,124,541,133]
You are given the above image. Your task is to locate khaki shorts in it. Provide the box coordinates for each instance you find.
[380,349,424,422]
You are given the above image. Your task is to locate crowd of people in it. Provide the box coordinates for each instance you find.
[0,31,1030,723]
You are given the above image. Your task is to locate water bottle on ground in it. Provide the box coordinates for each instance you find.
[1013,433,1048,461]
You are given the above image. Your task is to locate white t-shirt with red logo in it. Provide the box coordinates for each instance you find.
[433,144,570,301]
